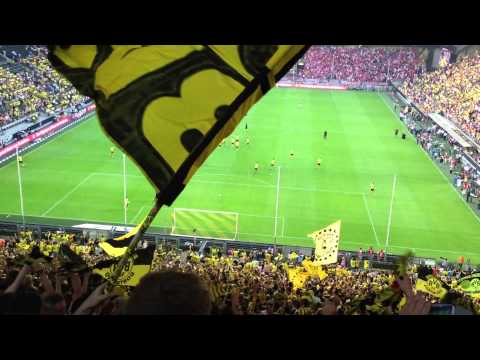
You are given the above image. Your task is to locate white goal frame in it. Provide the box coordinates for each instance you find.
[171,208,240,241]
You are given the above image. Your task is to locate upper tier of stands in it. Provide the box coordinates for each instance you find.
[0,45,88,131]
[401,51,480,143]
[298,46,424,83]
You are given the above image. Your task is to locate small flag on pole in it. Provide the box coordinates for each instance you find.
[99,217,147,257]
[308,220,341,265]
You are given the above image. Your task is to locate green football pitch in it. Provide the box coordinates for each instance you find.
[1,89,480,262]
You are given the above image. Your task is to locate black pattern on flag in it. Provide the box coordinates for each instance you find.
[48,45,309,205]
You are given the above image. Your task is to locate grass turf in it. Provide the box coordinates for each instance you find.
[1,89,479,262]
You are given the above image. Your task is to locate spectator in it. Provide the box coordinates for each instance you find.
[125,271,212,315]
[0,45,89,128]
[40,293,66,315]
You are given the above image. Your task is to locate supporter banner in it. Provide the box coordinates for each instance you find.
[93,245,155,287]
[309,220,341,265]
[415,277,448,299]
[456,273,480,298]
[0,104,96,159]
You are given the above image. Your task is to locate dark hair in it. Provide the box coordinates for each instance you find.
[41,293,66,315]
[0,293,14,315]
[3,270,19,289]
[126,271,212,315]
[8,290,42,315]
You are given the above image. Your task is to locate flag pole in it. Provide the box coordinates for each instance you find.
[123,153,127,225]
[16,147,25,225]
[107,197,161,290]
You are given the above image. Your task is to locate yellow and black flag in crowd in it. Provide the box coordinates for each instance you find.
[93,245,155,287]
[414,265,449,300]
[99,218,146,257]
[48,45,309,205]
[455,273,480,298]
[308,220,341,265]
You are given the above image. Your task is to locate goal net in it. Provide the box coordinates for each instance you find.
[171,208,239,240]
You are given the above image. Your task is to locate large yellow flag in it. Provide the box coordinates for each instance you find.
[302,259,328,280]
[308,220,341,265]
[48,45,308,205]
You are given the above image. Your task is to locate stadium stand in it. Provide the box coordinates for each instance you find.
[0,229,476,315]
[402,51,480,142]
[0,45,88,130]
[301,46,424,83]
[2,45,480,315]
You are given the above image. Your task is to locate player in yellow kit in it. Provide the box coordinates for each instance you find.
[254,163,259,173]
[270,159,275,167]
[110,146,115,158]
[316,158,322,167]
[370,182,375,193]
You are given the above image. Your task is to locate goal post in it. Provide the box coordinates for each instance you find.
[171,208,239,241]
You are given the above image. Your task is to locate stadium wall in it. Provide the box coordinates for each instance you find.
[277,79,389,91]
[0,102,96,165]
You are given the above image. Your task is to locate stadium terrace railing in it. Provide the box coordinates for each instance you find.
[0,218,441,270]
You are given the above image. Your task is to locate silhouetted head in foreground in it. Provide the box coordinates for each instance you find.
[126,271,212,315]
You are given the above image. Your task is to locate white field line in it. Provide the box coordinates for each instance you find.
[41,173,94,217]
[385,175,397,251]
[93,171,364,196]
[362,193,380,246]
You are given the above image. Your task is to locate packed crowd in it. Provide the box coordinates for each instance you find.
[400,105,480,204]
[299,46,424,83]
[0,45,46,61]
[0,230,478,315]
[402,52,480,142]
[0,46,88,128]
